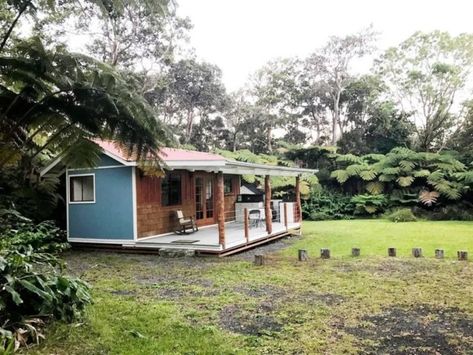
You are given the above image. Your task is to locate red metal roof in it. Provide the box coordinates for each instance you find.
[94,139,224,162]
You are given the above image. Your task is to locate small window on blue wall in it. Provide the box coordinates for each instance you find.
[161,173,182,206]
[70,175,95,203]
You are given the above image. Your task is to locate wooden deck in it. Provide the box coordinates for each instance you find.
[128,221,301,254]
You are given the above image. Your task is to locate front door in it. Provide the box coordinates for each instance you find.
[194,174,215,226]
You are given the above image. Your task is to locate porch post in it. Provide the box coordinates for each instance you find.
[216,171,225,247]
[264,175,272,234]
[295,175,302,222]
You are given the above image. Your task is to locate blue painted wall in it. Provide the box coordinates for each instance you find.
[68,164,134,240]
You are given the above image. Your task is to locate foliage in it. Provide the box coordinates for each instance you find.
[303,189,354,220]
[0,209,67,252]
[375,31,473,151]
[350,194,387,215]
[329,147,468,205]
[0,210,91,351]
[413,204,473,221]
[216,148,319,198]
[146,58,227,144]
[385,208,417,222]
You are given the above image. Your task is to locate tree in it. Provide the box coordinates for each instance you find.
[152,59,227,144]
[223,91,254,152]
[294,59,330,145]
[0,0,175,215]
[376,31,473,151]
[0,37,171,170]
[336,76,413,154]
[26,0,191,72]
[308,27,377,145]
[250,58,299,152]
[189,115,230,152]
[448,100,473,163]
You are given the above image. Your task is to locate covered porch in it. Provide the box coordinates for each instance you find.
[132,216,302,255]
[135,154,317,255]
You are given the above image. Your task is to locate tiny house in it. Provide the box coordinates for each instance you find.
[42,140,317,255]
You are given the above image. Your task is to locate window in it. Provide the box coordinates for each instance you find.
[161,173,182,206]
[70,175,95,203]
[224,176,233,194]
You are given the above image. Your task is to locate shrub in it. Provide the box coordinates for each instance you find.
[0,210,91,352]
[350,194,387,215]
[413,204,473,221]
[303,190,355,221]
[386,208,417,222]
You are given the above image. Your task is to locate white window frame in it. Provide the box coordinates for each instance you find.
[68,173,96,204]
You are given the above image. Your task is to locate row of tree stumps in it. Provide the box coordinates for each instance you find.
[253,248,469,265]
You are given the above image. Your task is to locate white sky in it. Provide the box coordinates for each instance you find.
[177,0,473,92]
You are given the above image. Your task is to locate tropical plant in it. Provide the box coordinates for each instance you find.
[385,208,417,222]
[329,147,468,206]
[0,210,90,352]
[350,194,387,215]
[303,189,354,220]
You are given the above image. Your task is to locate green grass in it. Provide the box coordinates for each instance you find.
[28,220,473,354]
[286,219,473,259]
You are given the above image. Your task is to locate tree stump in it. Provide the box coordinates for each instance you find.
[254,254,265,266]
[298,249,308,261]
[412,248,422,258]
[435,249,444,259]
[320,248,330,259]
[388,247,397,257]
[458,251,468,261]
[352,248,360,257]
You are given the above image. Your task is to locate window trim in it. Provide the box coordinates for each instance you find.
[68,173,96,204]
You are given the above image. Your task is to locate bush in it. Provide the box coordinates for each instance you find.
[303,190,355,221]
[0,210,91,352]
[350,194,387,215]
[413,204,473,221]
[386,208,417,222]
[0,209,68,254]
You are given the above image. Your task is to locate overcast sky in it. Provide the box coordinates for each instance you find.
[177,0,473,92]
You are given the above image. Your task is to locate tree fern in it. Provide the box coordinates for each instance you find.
[366,181,384,195]
[331,169,350,184]
[397,176,414,187]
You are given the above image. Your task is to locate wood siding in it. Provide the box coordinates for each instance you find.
[224,175,240,222]
[136,170,239,238]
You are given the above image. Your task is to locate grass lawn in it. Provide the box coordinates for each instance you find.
[29,220,473,354]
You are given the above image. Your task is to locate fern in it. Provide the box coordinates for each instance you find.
[413,169,430,178]
[335,154,364,165]
[359,169,377,181]
[454,171,473,184]
[382,167,400,175]
[379,174,396,182]
[366,181,384,195]
[399,160,416,170]
[419,190,440,206]
[346,164,369,176]
[397,176,414,187]
[331,170,350,184]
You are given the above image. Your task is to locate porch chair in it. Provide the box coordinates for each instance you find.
[174,210,198,234]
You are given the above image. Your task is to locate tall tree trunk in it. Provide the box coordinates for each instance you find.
[0,0,31,52]
[184,110,194,143]
[331,91,341,145]
[232,131,237,152]
[267,126,272,153]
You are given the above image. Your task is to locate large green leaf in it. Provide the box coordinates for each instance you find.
[397,176,414,187]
